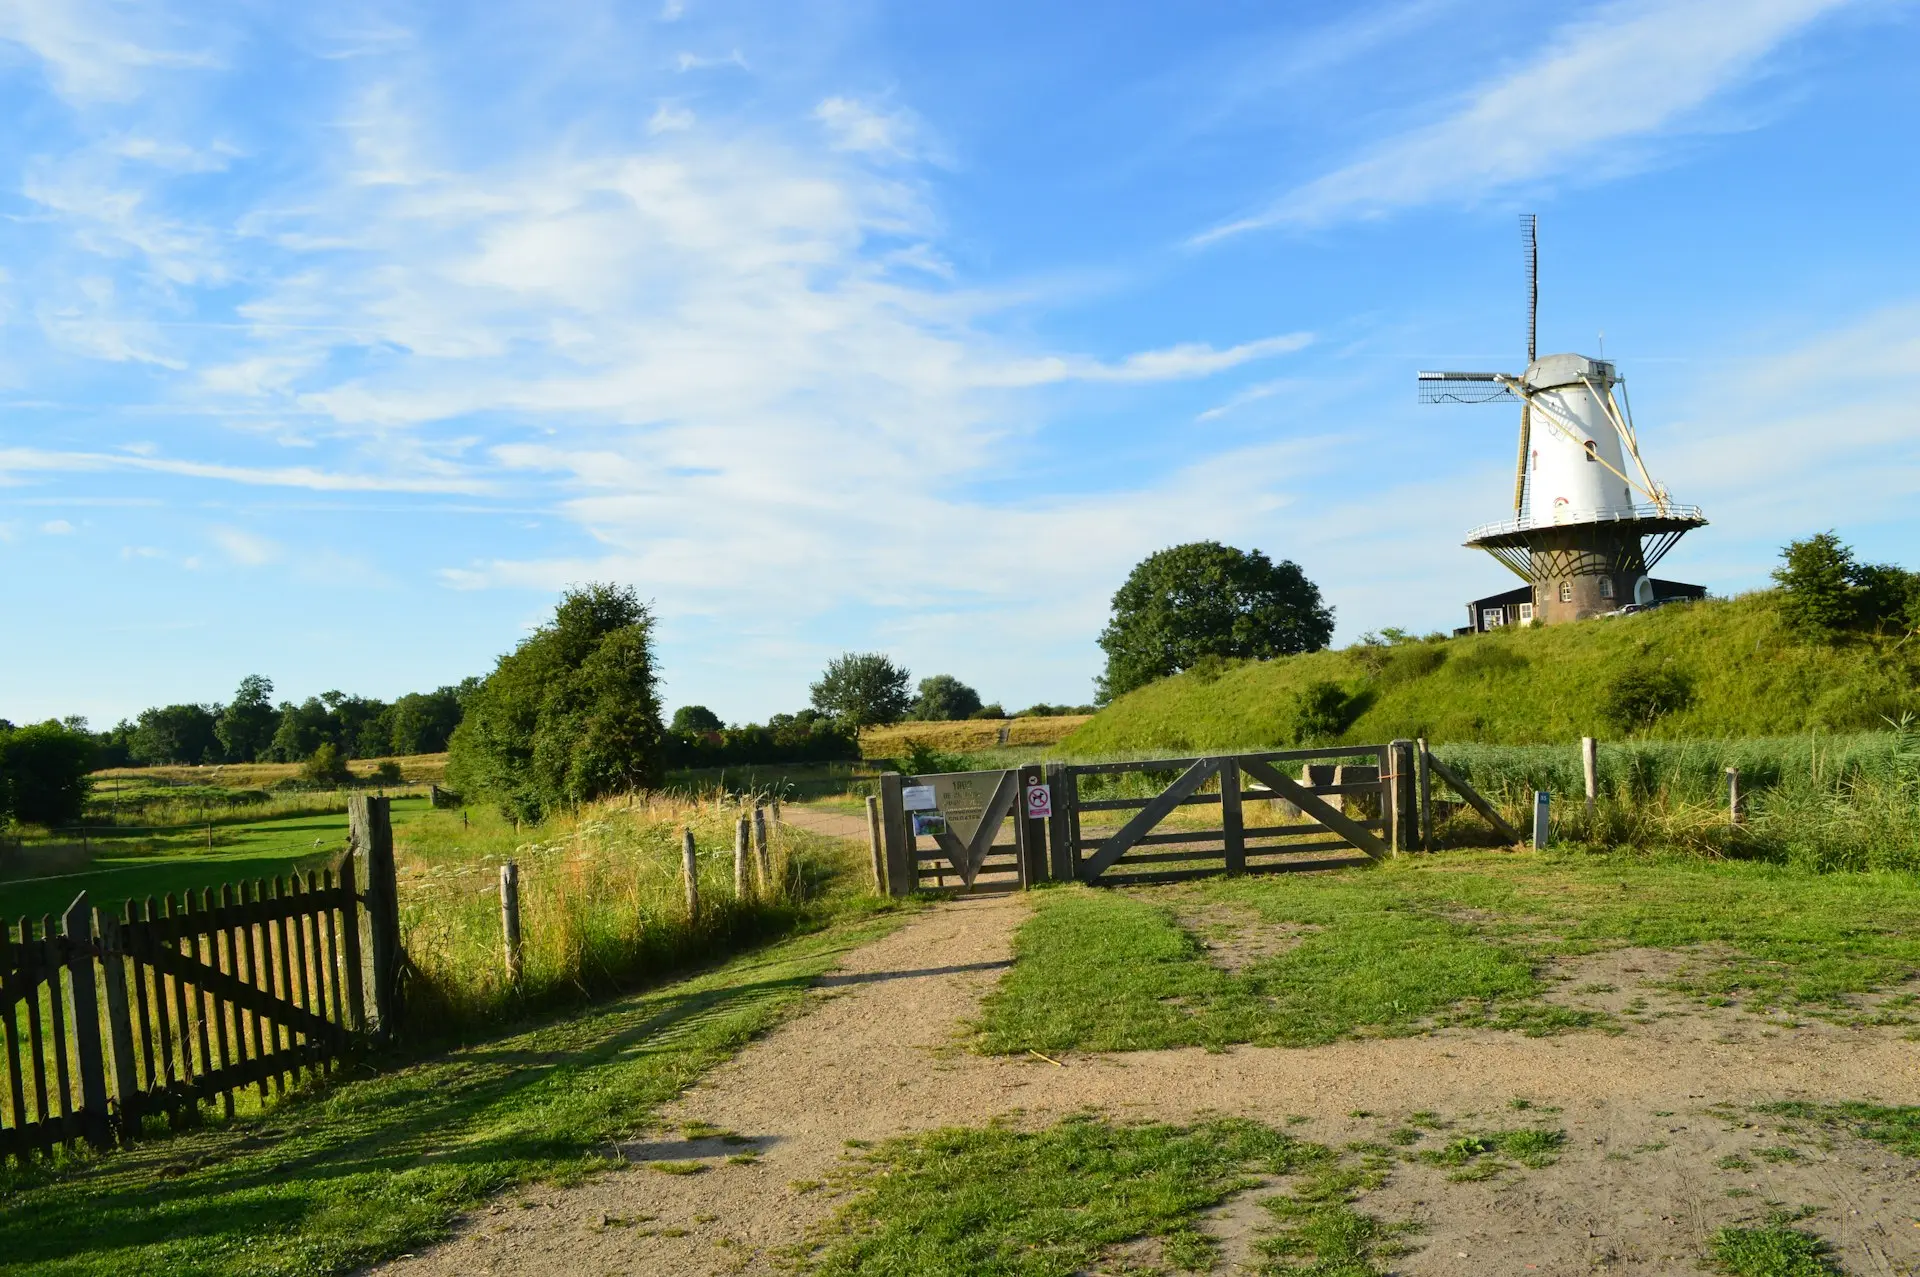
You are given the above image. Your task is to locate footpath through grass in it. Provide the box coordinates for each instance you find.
[979,851,1920,1053]
[0,909,908,1277]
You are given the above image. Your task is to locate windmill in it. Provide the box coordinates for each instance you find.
[1419,215,1707,629]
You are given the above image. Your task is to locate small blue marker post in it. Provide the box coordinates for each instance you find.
[1532,791,1551,849]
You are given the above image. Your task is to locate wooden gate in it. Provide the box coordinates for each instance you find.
[1045,744,1420,886]
[877,765,1048,895]
[1,796,402,1162]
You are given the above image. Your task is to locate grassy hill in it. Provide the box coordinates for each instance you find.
[1062,593,1920,754]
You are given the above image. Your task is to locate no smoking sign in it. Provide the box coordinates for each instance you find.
[1025,783,1052,819]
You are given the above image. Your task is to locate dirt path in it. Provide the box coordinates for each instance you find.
[381,893,1920,1277]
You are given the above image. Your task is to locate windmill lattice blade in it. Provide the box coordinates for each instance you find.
[1521,213,1538,364]
[1418,371,1514,404]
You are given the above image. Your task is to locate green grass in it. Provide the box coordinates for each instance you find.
[803,1114,1350,1276]
[977,852,1920,1053]
[1063,592,1920,754]
[1755,1101,1920,1158]
[0,796,433,921]
[1710,1214,1843,1277]
[0,912,906,1277]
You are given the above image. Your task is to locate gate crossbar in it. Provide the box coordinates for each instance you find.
[1081,757,1222,878]
[929,769,1021,888]
[1234,758,1389,861]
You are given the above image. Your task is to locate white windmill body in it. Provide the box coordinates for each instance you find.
[1419,217,1708,630]
[1522,355,1637,525]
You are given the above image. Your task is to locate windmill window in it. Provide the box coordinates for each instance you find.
[1559,581,1573,603]
[1583,439,1599,462]
[1531,449,1538,471]
[1599,578,1615,600]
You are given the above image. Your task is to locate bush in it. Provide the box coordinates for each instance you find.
[1293,681,1355,744]
[1601,666,1694,735]
[448,584,666,821]
[300,742,353,785]
[663,710,859,769]
[373,760,404,784]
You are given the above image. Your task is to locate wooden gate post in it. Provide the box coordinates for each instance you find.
[865,796,887,894]
[878,773,911,898]
[61,893,112,1150]
[1046,763,1080,882]
[1416,738,1433,852]
[1219,759,1246,875]
[499,862,523,986]
[349,796,401,1041]
[94,910,140,1143]
[1015,764,1047,887]
[1386,740,1418,855]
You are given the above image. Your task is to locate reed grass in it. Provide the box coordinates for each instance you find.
[392,791,875,1039]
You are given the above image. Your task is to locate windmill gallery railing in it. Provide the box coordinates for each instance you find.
[874,741,1518,895]
[0,798,403,1162]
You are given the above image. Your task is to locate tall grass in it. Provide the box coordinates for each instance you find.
[393,792,873,1039]
[1434,729,1920,872]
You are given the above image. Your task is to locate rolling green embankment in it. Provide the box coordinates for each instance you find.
[1062,593,1920,754]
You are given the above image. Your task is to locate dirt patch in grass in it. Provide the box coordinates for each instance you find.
[1165,897,1321,973]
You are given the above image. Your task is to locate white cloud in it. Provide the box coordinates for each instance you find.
[39,519,74,534]
[814,96,922,161]
[0,447,490,494]
[648,102,694,134]
[0,0,218,103]
[675,49,746,72]
[1197,377,1293,421]
[1198,0,1849,239]
[210,525,280,566]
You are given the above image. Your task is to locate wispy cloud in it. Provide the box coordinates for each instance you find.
[814,96,923,161]
[0,448,489,494]
[0,0,218,103]
[209,525,279,565]
[1197,0,1849,240]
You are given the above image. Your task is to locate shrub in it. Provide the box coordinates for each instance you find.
[1293,681,1355,744]
[912,674,982,722]
[300,742,353,786]
[1600,665,1694,735]
[373,760,404,784]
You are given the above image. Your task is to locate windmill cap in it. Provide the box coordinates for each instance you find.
[1524,353,1616,391]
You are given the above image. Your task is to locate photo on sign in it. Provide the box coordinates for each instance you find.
[902,785,937,811]
[913,812,948,837]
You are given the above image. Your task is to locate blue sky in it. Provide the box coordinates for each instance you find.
[2,0,1917,727]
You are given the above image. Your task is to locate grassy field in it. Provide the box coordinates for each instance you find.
[978,852,1920,1054]
[859,716,1090,759]
[91,754,449,789]
[0,910,908,1277]
[0,794,434,922]
[1062,593,1920,754]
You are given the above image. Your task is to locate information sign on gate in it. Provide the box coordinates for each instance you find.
[1025,783,1052,819]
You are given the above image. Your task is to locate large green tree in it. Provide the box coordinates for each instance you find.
[911,674,982,722]
[809,653,912,727]
[130,703,221,765]
[1096,542,1334,702]
[1774,532,1920,638]
[447,584,666,820]
[214,674,278,762]
[0,721,96,827]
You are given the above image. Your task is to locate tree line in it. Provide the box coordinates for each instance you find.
[85,676,476,768]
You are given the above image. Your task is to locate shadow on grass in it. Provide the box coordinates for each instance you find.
[0,919,891,1277]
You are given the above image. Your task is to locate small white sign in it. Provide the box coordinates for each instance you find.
[1025,783,1052,819]
[902,785,937,811]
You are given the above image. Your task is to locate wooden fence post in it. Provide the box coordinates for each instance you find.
[681,828,699,921]
[878,773,911,898]
[1582,737,1599,823]
[349,796,400,1041]
[1014,764,1048,887]
[336,853,365,1033]
[499,862,522,986]
[865,796,886,894]
[753,806,771,891]
[1219,759,1246,875]
[734,817,752,900]
[61,893,112,1150]
[1416,737,1432,852]
[1386,740,1417,855]
[94,909,140,1143]
[1726,767,1744,828]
